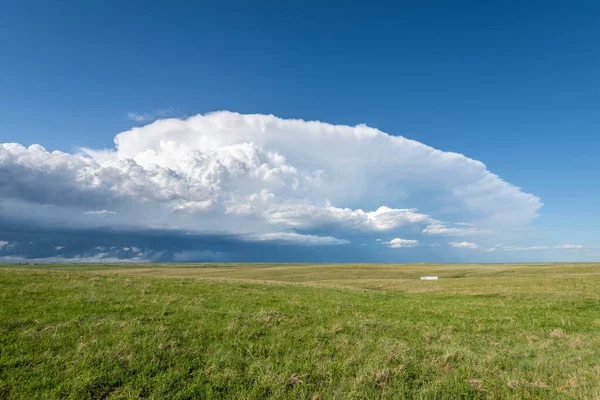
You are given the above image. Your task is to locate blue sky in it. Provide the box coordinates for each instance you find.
[0,0,598,262]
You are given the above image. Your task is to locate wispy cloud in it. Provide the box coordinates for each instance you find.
[127,108,185,123]
[84,210,117,216]
[0,254,149,263]
[256,232,349,246]
[0,240,15,249]
[502,244,584,251]
[554,244,584,249]
[449,241,479,249]
[445,242,587,252]
[423,223,492,236]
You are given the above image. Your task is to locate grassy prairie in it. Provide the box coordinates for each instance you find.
[1,263,600,399]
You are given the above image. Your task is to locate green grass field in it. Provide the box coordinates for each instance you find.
[1,263,600,399]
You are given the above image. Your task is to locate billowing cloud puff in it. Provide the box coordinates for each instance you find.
[263,205,431,231]
[0,111,542,250]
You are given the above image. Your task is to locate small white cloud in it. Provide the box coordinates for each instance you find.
[127,108,183,123]
[502,245,549,251]
[375,238,383,242]
[171,200,214,213]
[85,210,117,216]
[256,232,349,246]
[449,241,479,249]
[225,203,254,216]
[386,238,419,248]
[127,113,149,122]
[554,244,584,249]
[55,246,65,251]
[500,244,584,252]
[423,223,491,236]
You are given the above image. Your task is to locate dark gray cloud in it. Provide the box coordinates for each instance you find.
[0,216,452,263]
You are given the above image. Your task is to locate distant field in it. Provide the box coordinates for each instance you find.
[1,263,600,399]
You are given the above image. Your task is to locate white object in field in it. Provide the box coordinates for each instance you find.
[420,276,439,280]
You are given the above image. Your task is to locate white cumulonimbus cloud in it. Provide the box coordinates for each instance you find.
[0,111,543,245]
